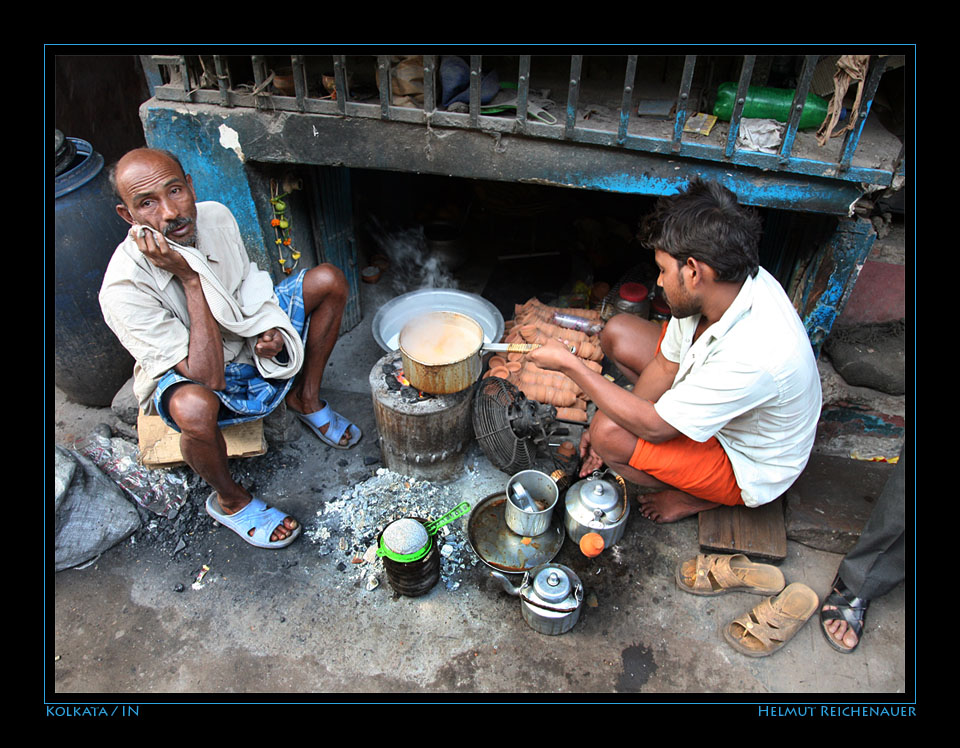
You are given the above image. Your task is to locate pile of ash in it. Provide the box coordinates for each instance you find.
[307,467,478,592]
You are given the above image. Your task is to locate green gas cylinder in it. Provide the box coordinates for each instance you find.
[712,82,829,130]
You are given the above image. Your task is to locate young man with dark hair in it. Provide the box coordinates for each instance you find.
[528,178,821,523]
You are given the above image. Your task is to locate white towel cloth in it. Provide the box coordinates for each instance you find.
[137,225,304,380]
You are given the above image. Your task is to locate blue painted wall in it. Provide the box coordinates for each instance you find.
[141,106,268,268]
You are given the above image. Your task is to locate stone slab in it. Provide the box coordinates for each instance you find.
[784,453,896,554]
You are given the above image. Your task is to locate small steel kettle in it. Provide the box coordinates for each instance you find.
[563,470,629,556]
[490,563,584,636]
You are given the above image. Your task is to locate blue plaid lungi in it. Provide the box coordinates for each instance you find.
[154,269,310,432]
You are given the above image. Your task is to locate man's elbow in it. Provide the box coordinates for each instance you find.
[189,372,226,392]
[174,362,226,392]
[640,423,682,445]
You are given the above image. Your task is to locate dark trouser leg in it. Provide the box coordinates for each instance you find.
[838,446,906,600]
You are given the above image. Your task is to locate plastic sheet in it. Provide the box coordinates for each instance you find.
[74,432,191,518]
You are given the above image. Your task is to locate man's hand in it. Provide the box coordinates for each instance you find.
[526,336,579,374]
[130,225,198,282]
[578,427,605,477]
[254,328,285,359]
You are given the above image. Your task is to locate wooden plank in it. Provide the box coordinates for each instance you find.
[697,499,787,563]
[137,414,266,469]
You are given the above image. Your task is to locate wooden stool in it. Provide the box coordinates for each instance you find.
[698,498,786,563]
[136,414,267,469]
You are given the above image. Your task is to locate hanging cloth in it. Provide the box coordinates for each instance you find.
[817,55,872,146]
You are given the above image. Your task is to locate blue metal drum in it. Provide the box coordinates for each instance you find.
[54,136,134,406]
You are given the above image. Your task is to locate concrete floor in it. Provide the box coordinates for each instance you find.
[50,265,910,704]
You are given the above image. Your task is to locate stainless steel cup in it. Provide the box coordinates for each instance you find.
[505,470,559,536]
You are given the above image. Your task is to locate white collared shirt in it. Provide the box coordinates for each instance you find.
[653,267,822,506]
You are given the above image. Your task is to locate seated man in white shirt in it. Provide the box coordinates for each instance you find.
[529,178,821,524]
[100,148,361,549]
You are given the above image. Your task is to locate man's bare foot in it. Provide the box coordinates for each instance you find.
[285,391,352,446]
[285,389,318,415]
[637,489,721,523]
[216,494,298,543]
[822,608,859,650]
[819,580,868,653]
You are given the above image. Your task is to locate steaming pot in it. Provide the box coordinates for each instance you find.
[490,563,584,636]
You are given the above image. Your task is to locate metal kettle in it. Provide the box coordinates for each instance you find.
[563,470,629,556]
[490,563,584,636]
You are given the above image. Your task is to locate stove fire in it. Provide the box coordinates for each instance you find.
[382,361,435,403]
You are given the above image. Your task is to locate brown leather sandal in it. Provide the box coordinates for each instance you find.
[723,583,820,657]
[676,553,786,596]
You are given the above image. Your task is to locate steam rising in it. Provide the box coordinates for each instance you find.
[368,221,459,294]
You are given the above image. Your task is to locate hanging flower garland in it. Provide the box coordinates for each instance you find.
[269,180,300,274]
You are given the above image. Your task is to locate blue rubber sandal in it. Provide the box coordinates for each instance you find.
[293,401,362,450]
[205,493,301,549]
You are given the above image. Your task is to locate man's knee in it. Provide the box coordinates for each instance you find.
[165,384,221,438]
[600,314,663,373]
[590,410,637,466]
[600,314,630,359]
[304,263,348,306]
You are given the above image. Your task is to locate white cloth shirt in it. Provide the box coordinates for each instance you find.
[99,201,302,413]
[653,267,822,506]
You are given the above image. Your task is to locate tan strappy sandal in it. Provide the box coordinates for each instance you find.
[676,553,786,596]
[722,583,820,657]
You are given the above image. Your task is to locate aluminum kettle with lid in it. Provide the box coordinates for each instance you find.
[563,470,629,556]
[490,562,584,636]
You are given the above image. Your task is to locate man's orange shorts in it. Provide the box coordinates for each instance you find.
[627,321,744,506]
[628,434,743,505]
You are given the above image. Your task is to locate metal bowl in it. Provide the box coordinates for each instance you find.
[467,492,565,574]
[372,288,504,353]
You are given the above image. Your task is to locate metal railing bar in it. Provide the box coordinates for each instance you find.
[838,55,888,171]
[250,55,273,110]
[377,56,391,119]
[292,55,307,112]
[251,55,266,92]
[470,56,482,128]
[725,55,756,158]
[423,55,437,117]
[618,55,638,145]
[213,55,232,107]
[672,56,696,152]
[778,54,819,162]
[333,56,348,115]
[565,56,582,140]
[516,56,531,134]
[179,56,192,96]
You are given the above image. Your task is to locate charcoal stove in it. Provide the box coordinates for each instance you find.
[370,351,474,481]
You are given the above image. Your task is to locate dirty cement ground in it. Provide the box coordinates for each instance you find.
[49,255,912,710]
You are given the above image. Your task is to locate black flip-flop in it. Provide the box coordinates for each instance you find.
[819,576,869,653]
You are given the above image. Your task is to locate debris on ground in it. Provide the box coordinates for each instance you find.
[307,467,478,592]
[74,426,193,518]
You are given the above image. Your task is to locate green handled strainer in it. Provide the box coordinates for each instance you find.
[377,502,472,563]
